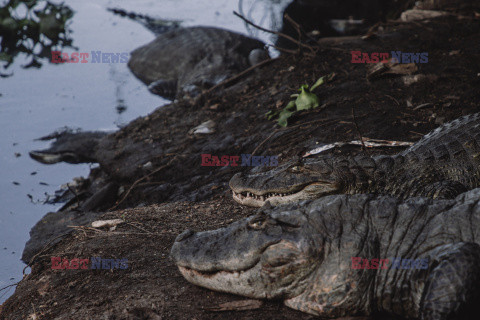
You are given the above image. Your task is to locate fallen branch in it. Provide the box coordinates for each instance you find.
[204,299,263,312]
[199,57,277,99]
[351,106,369,155]
[250,129,279,157]
[251,119,337,157]
[68,225,161,236]
[233,11,316,55]
[109,158,175,211]
[304,138,414,157]
[284,13,302,41]
[267,44,298,55]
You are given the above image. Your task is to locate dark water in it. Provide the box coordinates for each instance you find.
[0,0,289,303]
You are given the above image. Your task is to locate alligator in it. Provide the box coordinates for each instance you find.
[29,130,107,164]
[127,26,269,100]
[107,7,182,35]
[230,113,480,206]
[171,188,480,319]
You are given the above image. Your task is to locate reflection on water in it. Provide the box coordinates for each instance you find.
[0,0,75,74]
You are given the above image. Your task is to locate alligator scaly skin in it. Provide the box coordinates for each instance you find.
[229,113,480,206]
[127,26,266,100]
[171,188,480,319]
[385,112,480,198]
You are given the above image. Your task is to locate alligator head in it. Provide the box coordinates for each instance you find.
[29,131,107,164]
[229,157,352,207]
[170,205,321,300]
[171,199,374,317]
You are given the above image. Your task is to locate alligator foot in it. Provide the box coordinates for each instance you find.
[420,242,480,320]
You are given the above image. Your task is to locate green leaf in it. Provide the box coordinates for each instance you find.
[310,73,335,91]
[277,108,295,127]
[265,110,279,120]
[0,52,13,62]
[285,100,296,110]
[39,13,63,40]
[298,84,309,91]
[295,86,320,111]
[265,74,334,127]
[1,17,18,30]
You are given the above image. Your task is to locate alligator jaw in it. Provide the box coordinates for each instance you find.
[175,241,313,299]
[29,151,77,164]
[177,263,267,298]
[232,187,309,207]
[232,182,338,207]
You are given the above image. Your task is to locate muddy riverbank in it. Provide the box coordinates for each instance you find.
[2,7,480,319]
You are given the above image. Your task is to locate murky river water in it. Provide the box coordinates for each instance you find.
[0,0,289,303]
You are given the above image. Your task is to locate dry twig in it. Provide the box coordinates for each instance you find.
[233,11,316,55]
[109,158,175,211]
[199,57,277,99]
[351,107,370,155]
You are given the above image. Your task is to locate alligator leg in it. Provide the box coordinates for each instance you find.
[420,242,480,320]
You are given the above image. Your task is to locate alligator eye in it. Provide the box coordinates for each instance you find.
[248,215,267,230]
[290,166,301,172]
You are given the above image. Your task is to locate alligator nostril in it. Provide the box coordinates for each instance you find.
[175,229,195,242]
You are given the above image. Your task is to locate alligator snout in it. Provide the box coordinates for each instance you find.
[175,229,195,242]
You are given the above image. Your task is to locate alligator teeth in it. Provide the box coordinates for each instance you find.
[236,191,296,199]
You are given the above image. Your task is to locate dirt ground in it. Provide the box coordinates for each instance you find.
[2,8,480,320]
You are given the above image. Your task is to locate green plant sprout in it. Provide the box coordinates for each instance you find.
[266,73,335,127]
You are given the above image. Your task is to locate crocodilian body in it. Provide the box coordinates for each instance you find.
[171,188,480,319]
[230,113,480,206]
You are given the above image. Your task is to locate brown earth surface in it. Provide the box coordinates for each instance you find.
[2,9,480,320]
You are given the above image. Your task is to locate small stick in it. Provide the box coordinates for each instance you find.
[251,129,280,157]
[284,13,302,40]
[66,183,80,210]
[351,106,370,155]
[126,222,154,234]
[267,44,299,55]
[233,11,315,54]
[200,57,276,98]
[251,118,336,157]
[109,159,175,211]
[23,233,70,275]
[385,94,400,106]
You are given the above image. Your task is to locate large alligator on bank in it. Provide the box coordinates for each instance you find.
[128,26,269,100]
[171,188,480,319]
[230,112,480,206]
